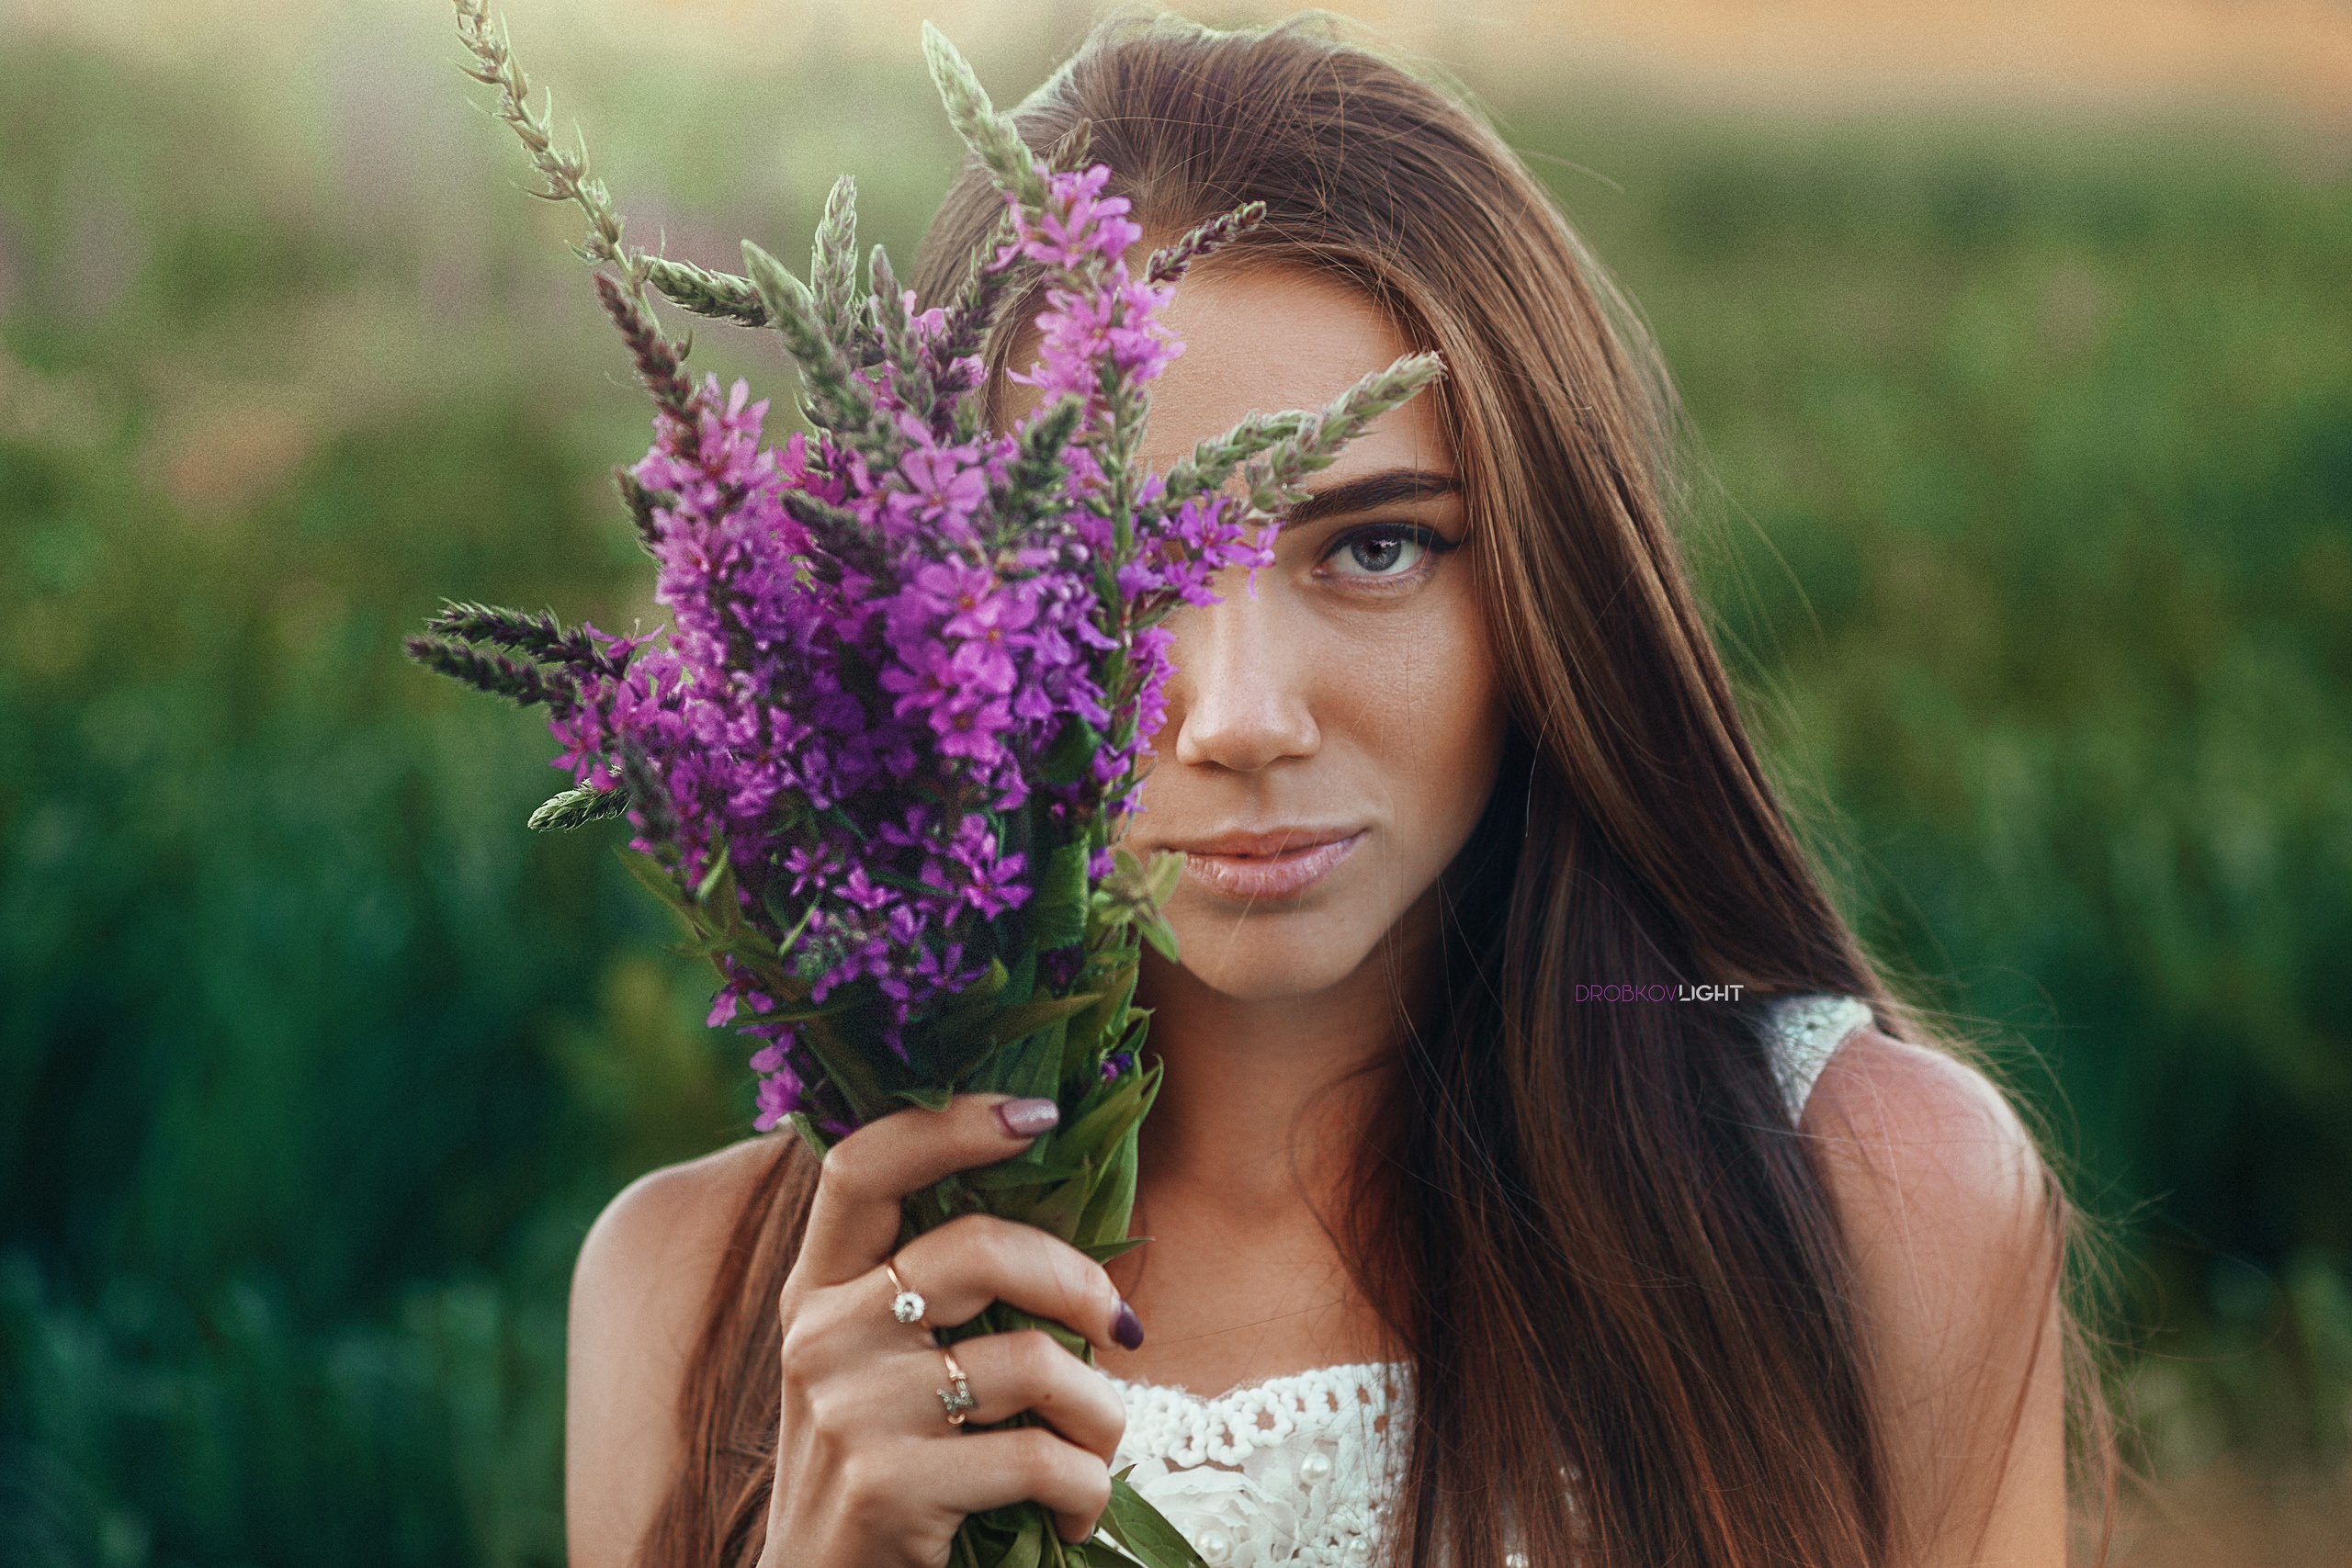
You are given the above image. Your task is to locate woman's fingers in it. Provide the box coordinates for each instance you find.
[892,1214,1136,1354]
[940,1328,1128,1463]
[795,1094,1061,1286]
[935,1427,1116,1546]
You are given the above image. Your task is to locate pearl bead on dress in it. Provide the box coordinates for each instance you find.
[1298,1451,1333,1486]
[1196,1530,1232,1565]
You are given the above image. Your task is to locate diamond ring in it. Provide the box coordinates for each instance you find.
[884,1258,927,1327]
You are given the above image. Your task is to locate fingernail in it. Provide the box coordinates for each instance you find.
[995,1097,1059,1138]
[1112,1298,1145,1350]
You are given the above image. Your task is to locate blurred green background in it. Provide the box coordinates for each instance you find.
[1,0,2346,1562]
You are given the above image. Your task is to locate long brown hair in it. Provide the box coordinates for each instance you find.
[643,14,2093,1565]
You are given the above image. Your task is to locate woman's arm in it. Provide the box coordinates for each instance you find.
[1805,1029,2071,1567]
[566,1135,785,1566]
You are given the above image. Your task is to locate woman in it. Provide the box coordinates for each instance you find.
[566,15,2091,1567]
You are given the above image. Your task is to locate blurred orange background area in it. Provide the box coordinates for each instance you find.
[5,0,2350,127]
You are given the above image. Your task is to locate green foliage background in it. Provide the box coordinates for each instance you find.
[0,12,2346,1562]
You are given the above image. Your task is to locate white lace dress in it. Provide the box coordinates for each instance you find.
[1105,992,1875,1568]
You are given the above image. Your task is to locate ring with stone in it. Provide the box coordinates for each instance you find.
[883,1258,928,1328]
[936,1345,978,1427]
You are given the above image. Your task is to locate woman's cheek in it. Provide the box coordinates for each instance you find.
[1344,585,1504,841]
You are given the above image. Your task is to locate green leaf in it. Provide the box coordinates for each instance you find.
[1139,913,1181,964]
[695,846,735,909]
[892,1083,953,1112]
[784,1111,833,1164]
[989,991,1102,1049]
[1072,963,1139,1055]
[1000,1510,1046,1568]
[927,1006,1011,1089]
[1076,1130,1139,1247]
[616,846,691,919]
[1025,1171,1093,1242]
[1070,1535,1145,1568]
[791,1016,896,1126]
[985,1014,1068,1105]
[1141,850,1183,910]
[1039,716,1102,787]
[734,999,851,1029]
[1102,1472,1209,1568]
[1059,1059,1158,1166]
[956,1158,1091,1190]
[1001,947,1038,1009]
[1028,841,1091,951]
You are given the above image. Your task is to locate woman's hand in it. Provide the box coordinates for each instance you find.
[754,1093,1141,1568]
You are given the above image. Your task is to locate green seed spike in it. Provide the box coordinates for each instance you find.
[1242,351,1447,515]
[922,22,1046,208]
[643,254,768,326]
[527,784,633,832]
[450,0,630,283]
[810,175,863,349]
[1157,409,1314,509]
[741,240,875,439]
[614,466,671,556]
[403,635,573,711]
[1147,200,1268,286]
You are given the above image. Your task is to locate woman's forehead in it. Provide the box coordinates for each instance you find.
[1001,262,1453,485]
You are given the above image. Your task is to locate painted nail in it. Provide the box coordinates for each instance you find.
[1113,1298,1145,1351]
[996,1098,1059,1138]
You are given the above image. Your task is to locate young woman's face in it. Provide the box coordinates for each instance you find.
[1069,264,1508,1001]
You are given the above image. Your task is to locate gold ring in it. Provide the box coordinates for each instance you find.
[936,1345,977,1426]
[884,1258,928,1328]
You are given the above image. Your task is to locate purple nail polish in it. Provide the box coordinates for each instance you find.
[996,1097,1059,1138]
[1113,1299,1145,1351]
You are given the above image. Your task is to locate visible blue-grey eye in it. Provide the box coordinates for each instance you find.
[1327,525,1437,578]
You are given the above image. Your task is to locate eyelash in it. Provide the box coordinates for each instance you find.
[1317,522,1455,582]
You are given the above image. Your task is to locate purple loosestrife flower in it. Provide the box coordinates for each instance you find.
[420,21,1441,1565]
[434,57,1421,1138]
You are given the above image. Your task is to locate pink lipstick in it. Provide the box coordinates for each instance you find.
[1176,829,1365,902]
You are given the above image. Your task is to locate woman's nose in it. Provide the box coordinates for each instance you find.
[1165,586,1319,772]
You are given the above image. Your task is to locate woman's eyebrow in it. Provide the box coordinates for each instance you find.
[1282,468,1459,527]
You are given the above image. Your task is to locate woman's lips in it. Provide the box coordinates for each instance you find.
[1176,829,1366,902]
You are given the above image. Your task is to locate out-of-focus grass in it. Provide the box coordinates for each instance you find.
[0,17,2345,1564]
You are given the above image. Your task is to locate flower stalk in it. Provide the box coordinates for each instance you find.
[416,11,1442,1566]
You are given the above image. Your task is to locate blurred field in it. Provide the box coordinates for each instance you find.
[1,1,2347,1562]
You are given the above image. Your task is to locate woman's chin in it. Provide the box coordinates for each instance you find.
[1158,917,1390,1003]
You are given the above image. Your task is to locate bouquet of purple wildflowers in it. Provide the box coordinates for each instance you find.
[412,9,1438,1564]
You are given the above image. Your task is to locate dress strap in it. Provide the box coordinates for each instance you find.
[1761,993,1873,1126]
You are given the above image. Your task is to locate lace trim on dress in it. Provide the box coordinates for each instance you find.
[1109,1359,1409,1568]
[1106,992,1870,1566]
[1761,992,1873,1125]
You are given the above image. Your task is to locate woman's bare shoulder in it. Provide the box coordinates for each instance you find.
[1802,1027,2068,1561]
[567,1133,797,1564]
[1802,1026,2052,1250]
[578,1132,796,1303]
